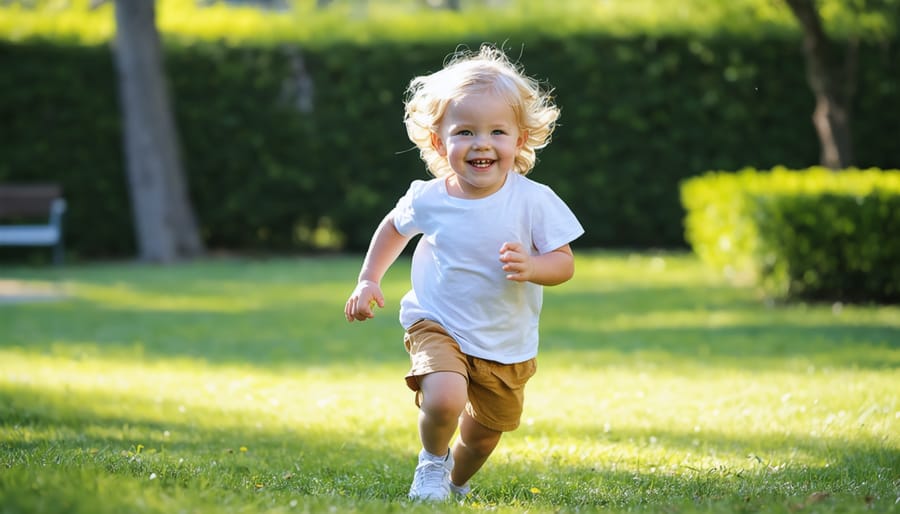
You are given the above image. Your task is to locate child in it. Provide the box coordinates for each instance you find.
[344,44,583,501]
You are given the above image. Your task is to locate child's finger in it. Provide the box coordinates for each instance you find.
[345,297,359,322]
[358,293,384,319]
[499,241,522,255]
[358,297,374,318]
[506,270,527,281]
[500,243,522,264]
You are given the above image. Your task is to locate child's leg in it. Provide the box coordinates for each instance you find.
[450,411,502,487]
[418,371,468,456]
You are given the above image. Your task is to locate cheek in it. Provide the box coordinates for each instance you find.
[446,143,468,160]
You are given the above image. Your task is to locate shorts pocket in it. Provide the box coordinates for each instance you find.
[490,358,537,390]
[403,332,414,353]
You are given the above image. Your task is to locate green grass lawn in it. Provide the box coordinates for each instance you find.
[1,251,897,513]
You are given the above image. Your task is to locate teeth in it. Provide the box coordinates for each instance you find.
[471,159,493,167]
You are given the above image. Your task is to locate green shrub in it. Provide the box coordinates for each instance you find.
[1,2,898,258]
[681,167,900,303]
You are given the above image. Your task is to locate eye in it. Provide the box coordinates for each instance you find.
[455,129,473,136]
[492,129,507,135]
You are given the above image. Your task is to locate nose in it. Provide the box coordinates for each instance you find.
[473,135,491,150]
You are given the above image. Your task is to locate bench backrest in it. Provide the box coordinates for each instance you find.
[0,184,63,218]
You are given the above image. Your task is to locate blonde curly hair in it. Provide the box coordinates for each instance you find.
[403,45,560,178]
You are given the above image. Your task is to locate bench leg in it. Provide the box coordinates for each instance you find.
[53,242,64,266]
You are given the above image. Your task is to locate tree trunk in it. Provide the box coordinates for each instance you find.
[113,0,204,262]
[784,0,854,169]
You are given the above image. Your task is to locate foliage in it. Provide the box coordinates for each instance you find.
[1,252,898,513]
[680,167,900,303]
[2,0,898,46]
[816,0,900,39]
[0,0,786,46]
[0,1,898,258]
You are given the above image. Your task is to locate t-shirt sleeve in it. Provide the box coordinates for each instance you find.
[391,180,426,237]
[531,184,585,255]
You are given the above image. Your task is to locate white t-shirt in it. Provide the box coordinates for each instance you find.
[392,172,584,363]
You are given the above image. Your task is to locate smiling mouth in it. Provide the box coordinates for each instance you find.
[469,159,495,169]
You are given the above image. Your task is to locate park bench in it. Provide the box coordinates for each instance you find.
[0,184,67,265]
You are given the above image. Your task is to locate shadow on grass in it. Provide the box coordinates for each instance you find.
[481,455,895,511]
[3,385,897,512]
[541,284,899,370]
[2,285,896,371]
[541,323,900,370]
[4,257,897,513]
[2,300,408,366]
[0,383,413,501]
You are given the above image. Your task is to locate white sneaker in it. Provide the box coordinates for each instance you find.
[449,481,471,498]
[408,450,453,501]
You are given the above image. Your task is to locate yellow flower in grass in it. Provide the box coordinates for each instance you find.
[530,487,541,494]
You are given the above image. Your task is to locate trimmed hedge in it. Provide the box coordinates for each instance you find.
[680,167,900,303]
[1,32,898,258]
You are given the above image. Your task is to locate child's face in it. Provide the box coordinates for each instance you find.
[431,91,526,199]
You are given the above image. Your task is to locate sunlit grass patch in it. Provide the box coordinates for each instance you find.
[1,252,898,513]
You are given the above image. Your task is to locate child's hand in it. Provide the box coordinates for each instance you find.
[344,280,385,322]
[499,242,534,282]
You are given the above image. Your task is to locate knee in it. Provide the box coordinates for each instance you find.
[420,390,466,423]
[419,372,467,423]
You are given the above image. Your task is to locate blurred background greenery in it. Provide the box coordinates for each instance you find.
[1,1,898,294]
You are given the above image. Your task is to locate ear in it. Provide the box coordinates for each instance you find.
[516,130,528,149]
[430,132,447,157]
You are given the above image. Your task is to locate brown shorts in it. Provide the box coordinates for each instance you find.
[403,319,537,432]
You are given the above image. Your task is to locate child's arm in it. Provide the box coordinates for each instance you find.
[344,214,412,322]
[499,242,575,286]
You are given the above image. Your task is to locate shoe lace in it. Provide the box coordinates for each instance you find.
[414,460,449,491]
